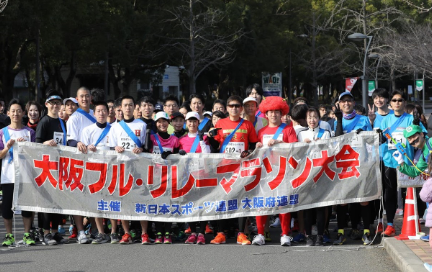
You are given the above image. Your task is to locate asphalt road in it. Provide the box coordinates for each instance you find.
[0,216,399,272]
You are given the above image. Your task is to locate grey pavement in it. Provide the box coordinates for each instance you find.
[0,214,399,272]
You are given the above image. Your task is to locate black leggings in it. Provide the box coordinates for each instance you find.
[383,166,398,224]
[304,207,326,236]
[1,183,32,219]
[155,222,171,234]
[41,212,62,231]
[188,221,207,234]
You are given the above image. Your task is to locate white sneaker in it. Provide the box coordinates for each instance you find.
[252,234,265,246]
[280,235,292,246]
[270,218,281,228]
[77,232,89,244]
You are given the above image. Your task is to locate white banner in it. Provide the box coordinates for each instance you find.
[13,132,381,222]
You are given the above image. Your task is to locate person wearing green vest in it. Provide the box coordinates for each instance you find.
[392,123,432,177]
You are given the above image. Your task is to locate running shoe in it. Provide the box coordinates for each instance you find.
[314,235,323,246]
[185,233,197,244]
[333,233,346,245]
[306,235,314,246]
[237,232,251,245]
[58,226,66,235]
[23,233,36,246]
[383,225,396,237]
[155,232,163,244]
[270,217,280,228]
[292,233,306,243]
[376,222,383,233]
[2,234,15,246]
[185,226,192,234]
[362,232,372,245]
[264,231,272,242]
[252,234,265,246]
[77,231,89,244]
[280,235,292,246]
[425,263,432,272]
[421,235,430,242]
[210,232,226,244]
[69,226,77,240]
[43,233,57,246]
[110,233,120,244]
[197,233,205,245]
[176,231,186,241]
[163,232,172,244]
[119,233,132,244]
[323,230,332,244]
[92,233,110,244]
[53,232,68,244]
[141,233,151,245]
[350,229,362,240]
[205,224,214,234]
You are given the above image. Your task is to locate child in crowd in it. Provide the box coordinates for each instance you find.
[150,111,182,243]
[298,108,331,246]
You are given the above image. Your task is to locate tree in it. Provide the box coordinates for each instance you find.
[163,0,244,96]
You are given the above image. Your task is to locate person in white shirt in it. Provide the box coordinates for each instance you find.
[108,95,148,244]
[66,87,96,244]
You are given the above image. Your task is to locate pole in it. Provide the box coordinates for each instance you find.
[414,71,418,102]
[423,72,425,111]
[362,36,372,108]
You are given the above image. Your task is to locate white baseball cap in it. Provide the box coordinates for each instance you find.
[203,111,212,117]
[185,112,200,120]
[243,97,258,105]
[63,97,78,105]
[154,111,170,121]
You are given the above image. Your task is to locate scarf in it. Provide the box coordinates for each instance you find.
[343,110,357,120]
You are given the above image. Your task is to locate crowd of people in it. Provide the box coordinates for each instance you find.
[0,84,431,258]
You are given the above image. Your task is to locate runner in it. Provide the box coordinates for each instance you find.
[297,107,331,246]
[63,97,78,120]
[171,112,187,138]
[80,101,115,244]
[333,91,373,245]
[251,96,296,246]
[66,87,96,244]
[108,95,147,244]
[107,99,116,124]
[208,95,259,245]
[242,97,267,133]
[36,92,69,245]
[180,112,211,245]
[1,99,36,246]
[189,94,212,132]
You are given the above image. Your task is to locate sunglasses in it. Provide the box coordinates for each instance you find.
[391,99,404,103]
[48,101,62,106]
[227,104,241,108]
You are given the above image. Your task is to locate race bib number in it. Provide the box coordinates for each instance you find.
[152,147,173,155]
[224,142,245,154]
[350,134,363,148]
[262,134,283,147]
[120,137,136,150]
[54,132,64,145]
[388,132,406,150]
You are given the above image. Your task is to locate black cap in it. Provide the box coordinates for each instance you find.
[171,111,185,120]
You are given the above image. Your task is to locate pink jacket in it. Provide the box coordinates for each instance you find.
[420,177,432,227]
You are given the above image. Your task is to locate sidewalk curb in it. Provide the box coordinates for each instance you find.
[383,237,427,272]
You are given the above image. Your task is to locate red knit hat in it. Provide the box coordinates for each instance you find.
[259,96,289,116]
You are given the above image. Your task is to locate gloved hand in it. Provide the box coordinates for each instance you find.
[334,104,343,120]
[392,151,405,165]
[208,128,221,137]
[355,128,363,134]
[198,130,204,141]
[161,151,172,160]
[240,150,251,159]
[179,150,187,155]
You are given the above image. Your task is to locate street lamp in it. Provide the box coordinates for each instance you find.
[348,33,373,108]
[368,53,381,92]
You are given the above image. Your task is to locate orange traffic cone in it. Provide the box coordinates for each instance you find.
[396,187,421,240]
